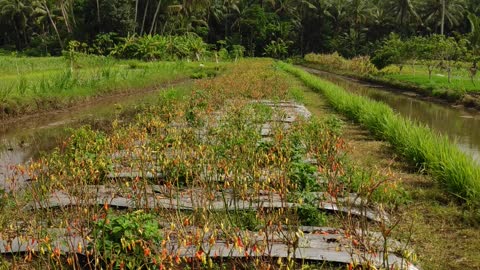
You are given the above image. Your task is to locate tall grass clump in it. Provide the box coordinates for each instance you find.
[0,55,215,117]
[279,62,480,203]
[304,53,378,76]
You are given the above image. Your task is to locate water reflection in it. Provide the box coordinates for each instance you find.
[306,68,480,163]
[0,86,175,190]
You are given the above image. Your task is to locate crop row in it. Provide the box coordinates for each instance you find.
[0,60,412,269]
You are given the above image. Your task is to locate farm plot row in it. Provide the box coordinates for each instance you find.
[0,60,416,269]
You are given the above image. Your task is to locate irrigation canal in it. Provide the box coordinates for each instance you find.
[0,80,187,190]
[303,66,480,164]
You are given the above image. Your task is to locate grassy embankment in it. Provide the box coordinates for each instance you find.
[0,55,219,118]
[0,59,413,269]
[280,62,480,203]
[299,85,480,270]
[303,53,480,107]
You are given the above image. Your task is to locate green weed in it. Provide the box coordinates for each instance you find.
[90,211,162,269]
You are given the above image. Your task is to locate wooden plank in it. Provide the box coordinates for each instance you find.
[106,170,164,179]
[251,100,313,120]
[106,100,313,181]
[23,188,389,222]
[0,229,418,270]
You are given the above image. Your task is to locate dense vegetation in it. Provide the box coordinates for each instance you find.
[1,0,480,59]
[1,0,480,268]
[304,31,480,105]
[2,59,417,269]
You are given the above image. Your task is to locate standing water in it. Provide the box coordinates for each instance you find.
[0,81,188,190]
[303,67,480,164]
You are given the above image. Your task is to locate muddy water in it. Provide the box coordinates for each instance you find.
[303,67,480,164]
[0,82,188,190]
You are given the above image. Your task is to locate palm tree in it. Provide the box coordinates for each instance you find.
[348,0,373,29]
[183,0,211,15]
[211,0,240,38]
[35,0,64,48]
[384,0,421,28]
[468,13,480,55]
[368,2,394,32]
[323,0,349,32]
[139,0,150,35]
[148,0,210,35]
[337,27,367,57]
[149,0,163,34]
[58,0,72,33]
[270,0,318,55]
[134,0,138,32]
[0,0,34,49]
[420,0,465,34]
[468,0,480,14]
[467,13,479,84]
[95,0,100,23]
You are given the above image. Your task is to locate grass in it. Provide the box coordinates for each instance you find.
[299,81,480,270]
[0,55,67,75]
[384,64,478,93]
[0,54,222,118]
[280,62,480,203]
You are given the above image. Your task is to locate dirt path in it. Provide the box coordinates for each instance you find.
[301,86,480,270]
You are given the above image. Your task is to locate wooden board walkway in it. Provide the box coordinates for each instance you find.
[0,226,418,270]
[2,101,419,268]
[23,186,389,223]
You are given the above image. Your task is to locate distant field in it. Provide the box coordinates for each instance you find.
[0,55,218,117]
[304,53,480,98]
[0,56,66,75]
[383,64,479,93]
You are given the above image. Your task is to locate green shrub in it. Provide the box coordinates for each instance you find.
[92,32,119,56]
[264,38,290,59]
[296,204,327,226]
[110,34,208,61]
[324,115,344,136]
[305,53,378,75]
[232,211,263,230]
[91,211,162,269]
[371,33,405,70]
[289,161,319,192]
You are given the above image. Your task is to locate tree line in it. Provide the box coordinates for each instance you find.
[0,0,479,58]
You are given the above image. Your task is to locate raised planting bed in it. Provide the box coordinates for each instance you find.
[0,226,418,270]
[1,61,419,269]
